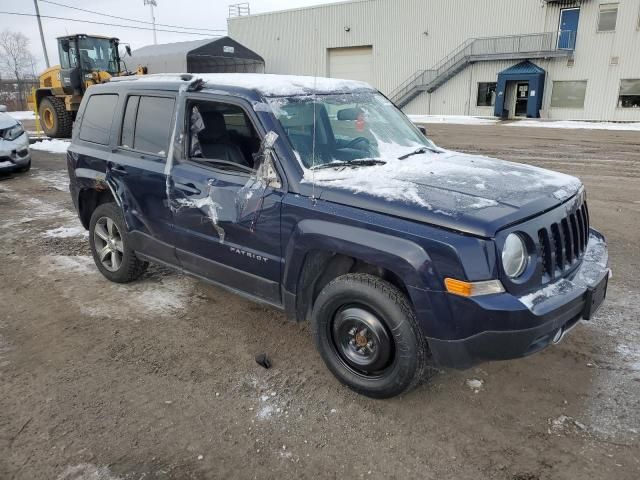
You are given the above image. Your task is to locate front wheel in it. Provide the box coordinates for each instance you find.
[311,273,427,398]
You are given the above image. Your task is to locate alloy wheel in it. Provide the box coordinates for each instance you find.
[93,216,124,272]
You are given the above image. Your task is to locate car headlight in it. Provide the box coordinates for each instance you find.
[502,233,527,278]
[4,123,24,141]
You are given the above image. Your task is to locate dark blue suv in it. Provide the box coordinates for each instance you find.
[67,74,610,398]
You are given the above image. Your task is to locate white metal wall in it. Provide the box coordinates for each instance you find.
[228,0,640,121]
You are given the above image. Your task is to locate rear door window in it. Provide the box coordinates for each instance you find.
[134,96,175,156]
[120,95,175,157]
[120,95,139,149]
[79,93,118,145]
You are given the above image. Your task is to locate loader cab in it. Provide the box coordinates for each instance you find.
[58,34,121,94]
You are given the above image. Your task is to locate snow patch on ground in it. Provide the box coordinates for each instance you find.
[616,343,640,372]
[39,255,197,319]
[33,170,70,191]
[408,115,499,126]
[45,226,88,239]
[508,120,640,131]
[30,139,70,154]
[466,379,484,392]
[7,110,35,121]
[548,415,587,436]
[56,463,121,480]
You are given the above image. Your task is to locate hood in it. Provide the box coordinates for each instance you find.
[307,150,583,237]
[0,113,19,130]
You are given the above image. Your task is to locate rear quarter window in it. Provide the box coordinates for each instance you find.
[79,94,119,145]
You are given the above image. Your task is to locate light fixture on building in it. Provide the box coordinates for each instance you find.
[344,26,351,32]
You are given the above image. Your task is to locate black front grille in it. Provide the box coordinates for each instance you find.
[538,201,590,282]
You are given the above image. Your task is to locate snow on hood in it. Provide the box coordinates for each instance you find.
[130,73,374,96]
[304,149,582,215]
[0,112,19,129]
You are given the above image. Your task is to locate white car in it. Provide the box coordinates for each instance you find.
[0,105,31,174]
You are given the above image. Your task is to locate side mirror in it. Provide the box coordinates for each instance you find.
[0,105,7,113]
[418,126,427,136]
[125,45,132,57]
[261,131,278,152]
[256,131,281,188]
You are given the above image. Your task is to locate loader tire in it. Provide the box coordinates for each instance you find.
[39,96,73,138]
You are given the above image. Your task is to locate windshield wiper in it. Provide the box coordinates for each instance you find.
[398,146,440,160]
[310,159,387,170]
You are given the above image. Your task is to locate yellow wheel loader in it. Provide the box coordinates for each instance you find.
[32,34,146,138]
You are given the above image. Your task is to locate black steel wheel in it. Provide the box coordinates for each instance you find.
[312,273,427,399]
[331,306,394,376]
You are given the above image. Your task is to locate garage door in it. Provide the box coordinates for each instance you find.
[327,46,373,85]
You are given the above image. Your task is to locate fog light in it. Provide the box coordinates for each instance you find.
[444,278,505,297]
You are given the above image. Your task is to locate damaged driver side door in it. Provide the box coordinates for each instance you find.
[170,97,284,305]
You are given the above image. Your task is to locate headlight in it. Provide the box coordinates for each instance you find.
[4,123,24,141]
[502,233,527,278]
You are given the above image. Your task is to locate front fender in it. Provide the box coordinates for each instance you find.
[283,219,433,293]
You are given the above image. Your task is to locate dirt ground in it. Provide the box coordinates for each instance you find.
[1,122,638,480]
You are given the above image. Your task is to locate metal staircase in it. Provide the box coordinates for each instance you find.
[389,31,575,108]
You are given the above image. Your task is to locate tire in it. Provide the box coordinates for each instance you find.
[39,96,73,138]
[89,202,148,283]
[17,160,31,173]
[311,273,427,399]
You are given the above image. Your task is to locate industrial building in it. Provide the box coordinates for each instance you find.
[228,0,640,121]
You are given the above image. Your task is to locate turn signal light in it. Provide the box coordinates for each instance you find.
[444,278,505,297]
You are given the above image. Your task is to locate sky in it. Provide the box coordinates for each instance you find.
[0,0,343,75]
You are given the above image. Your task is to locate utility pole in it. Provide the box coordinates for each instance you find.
[33,0,50,67]
[144,0,158,45]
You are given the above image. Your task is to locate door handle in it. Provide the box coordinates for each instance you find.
[175,182,201,195]
[109,165,128,176]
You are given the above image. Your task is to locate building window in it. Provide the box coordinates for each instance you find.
[597,4,618,32]
[477,82,497,107]
[551,81,587,108]
[618,79,640,108]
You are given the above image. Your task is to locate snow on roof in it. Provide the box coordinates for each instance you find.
[116,73,375,96]
[132,38,215,59]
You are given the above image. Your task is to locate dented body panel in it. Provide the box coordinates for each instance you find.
[67,74,609,369]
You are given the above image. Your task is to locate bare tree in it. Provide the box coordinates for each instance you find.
[0,30,35,81]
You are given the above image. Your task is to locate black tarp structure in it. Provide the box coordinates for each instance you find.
[131,36,265,74]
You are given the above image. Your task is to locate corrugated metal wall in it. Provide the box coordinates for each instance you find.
[229,0,640,121]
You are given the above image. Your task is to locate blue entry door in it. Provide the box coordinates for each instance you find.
[558,8,580,50]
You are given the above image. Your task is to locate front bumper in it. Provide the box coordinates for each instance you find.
[426,229,609,369]
[0,133,31,172]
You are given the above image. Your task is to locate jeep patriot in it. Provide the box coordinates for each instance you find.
[67,74,610,398]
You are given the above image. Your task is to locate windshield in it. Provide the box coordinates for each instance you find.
[268,92,437,169]
[78,38,118,74]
